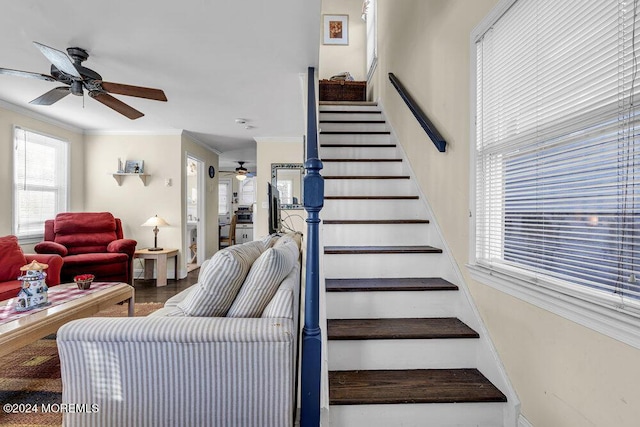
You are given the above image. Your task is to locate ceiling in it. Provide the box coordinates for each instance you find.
[0,0,321,170]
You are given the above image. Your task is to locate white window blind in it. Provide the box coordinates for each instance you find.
[363,0,377,80]
[218,178,231,215]
[474,0,640,310]
[13,127,69,240]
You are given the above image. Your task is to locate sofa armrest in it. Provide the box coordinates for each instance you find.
[34,241,67,256]
[25,253,63,286]
[107,238,137,257]
[57,317,295,427]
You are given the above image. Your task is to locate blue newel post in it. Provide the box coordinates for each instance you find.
[300,67,323,427]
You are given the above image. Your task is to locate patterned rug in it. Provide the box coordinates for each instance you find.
[0,302,163,427]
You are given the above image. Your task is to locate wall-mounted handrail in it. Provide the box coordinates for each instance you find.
[388,72,446,152]
[300,66,323,427]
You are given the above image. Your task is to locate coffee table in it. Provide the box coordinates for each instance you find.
[0,282,134,358]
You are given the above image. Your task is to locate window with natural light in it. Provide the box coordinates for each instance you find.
[13,127,69,240]
[471,0,640,339]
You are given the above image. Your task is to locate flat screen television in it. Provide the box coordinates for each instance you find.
[268,183,282,234]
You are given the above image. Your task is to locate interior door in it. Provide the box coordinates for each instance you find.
[186,155,205,272]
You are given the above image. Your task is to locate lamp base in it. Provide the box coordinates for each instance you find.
[148,247,163,252]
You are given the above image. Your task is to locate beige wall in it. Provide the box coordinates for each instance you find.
[0,105,85,250]
[83,132,219,278]
[319,0,367,81]
[255,138,305,238]
[370,0,640,425]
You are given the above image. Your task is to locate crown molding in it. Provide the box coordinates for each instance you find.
[0,98,83,133]
[254,136,303,144]
[182,130,222,155]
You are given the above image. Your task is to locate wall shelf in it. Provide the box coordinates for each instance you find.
[112,173,149,186]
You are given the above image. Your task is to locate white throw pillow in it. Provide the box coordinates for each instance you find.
[177,242,263,317]
[226,239,298,318]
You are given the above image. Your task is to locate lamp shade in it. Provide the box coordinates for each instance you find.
[141,215,170,227]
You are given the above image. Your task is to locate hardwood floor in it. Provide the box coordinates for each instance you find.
[132,267,199,303]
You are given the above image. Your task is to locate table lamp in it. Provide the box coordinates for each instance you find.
[141,215,169,251]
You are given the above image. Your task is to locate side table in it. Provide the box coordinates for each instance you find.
[134,248,179,287]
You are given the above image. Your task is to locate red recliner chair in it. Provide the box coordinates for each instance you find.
[0,235,63,301]
[35,212,137,285]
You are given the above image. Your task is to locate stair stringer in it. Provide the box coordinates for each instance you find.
[377,98,521,426]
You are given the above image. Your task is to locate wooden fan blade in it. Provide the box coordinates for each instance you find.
[33,42,80,78]
[101,82,167,101]
[30,87,71,105]
[0,68,56,82]
[89,92,144,120]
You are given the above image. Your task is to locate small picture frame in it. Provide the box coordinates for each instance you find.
[323,14,349,45]
[124,160,144,174]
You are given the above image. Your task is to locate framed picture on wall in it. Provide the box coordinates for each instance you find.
[323,14,348,45]
[124,160,144,174]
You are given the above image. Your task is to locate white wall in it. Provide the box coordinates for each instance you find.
[368,1,640,426]
[319,0,367,81]
[0,104,85,251]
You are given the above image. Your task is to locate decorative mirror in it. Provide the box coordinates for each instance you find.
[271,163,304,210]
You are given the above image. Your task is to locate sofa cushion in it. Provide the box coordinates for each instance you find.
[54,212,116,234]
[176,241,264,317]
[226,239,298,318]
[0,235,27,283]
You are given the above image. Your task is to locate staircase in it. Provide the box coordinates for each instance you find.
[319,102,514,426]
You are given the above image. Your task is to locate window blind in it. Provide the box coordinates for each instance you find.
[363,0,377,80]
[13,127,69,239]
[474,0,640,306]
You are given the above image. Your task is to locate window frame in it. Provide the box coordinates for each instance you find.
[468,0,640,349]
[12,126,69,243]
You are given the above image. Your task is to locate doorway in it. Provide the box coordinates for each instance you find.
[185,155,205,273]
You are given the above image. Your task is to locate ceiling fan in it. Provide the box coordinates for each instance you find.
[235,161,255,181]
[0,41,167,120]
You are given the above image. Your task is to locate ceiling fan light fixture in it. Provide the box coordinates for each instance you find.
[236,173,247,181]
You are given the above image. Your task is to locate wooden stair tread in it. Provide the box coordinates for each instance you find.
[325,195,419,200]
[324,245,442,254]
[320,120,386,123]
[324,175,410,180]
[327,318,479,340]
[321,158,402,162]
[321,131,391,134]
[325,277,458,292]
[323,219,429,224]
[320,143,396,148]
[319,101,378,106]
[329,369,507,405]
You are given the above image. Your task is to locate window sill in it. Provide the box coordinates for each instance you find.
[467,263,640,350]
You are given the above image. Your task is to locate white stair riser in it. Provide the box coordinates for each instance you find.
[320,112,383,121]
[328,339,478,370]
[323,253,448,279]
[322,161,404,176]
[329,402,505,427]
[319,105,380,112]
[319,122,389,132]
[324,179,415,196]
[326,290,462,319]
[320,146,399,159]
[323,223,432,246]
[322,199,424,220]
[320,133,391,144]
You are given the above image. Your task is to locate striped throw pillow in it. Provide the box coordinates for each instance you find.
[177,242,263,317]
[226,239,299,318]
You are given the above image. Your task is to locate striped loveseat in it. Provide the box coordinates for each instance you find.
[57,233,302,427]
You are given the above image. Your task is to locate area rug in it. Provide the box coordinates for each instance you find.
[0,302,163,427]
